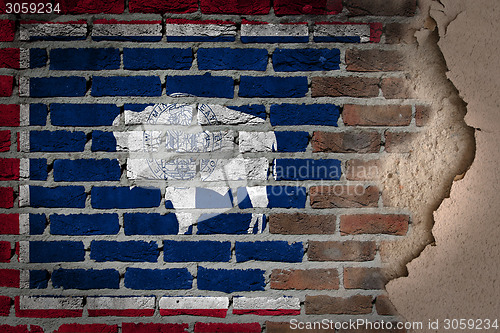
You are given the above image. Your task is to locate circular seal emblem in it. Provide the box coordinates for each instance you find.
[142,103,221,180]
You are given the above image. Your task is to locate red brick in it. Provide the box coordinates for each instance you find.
[195,323,261,333]
[0,105,20,126]
[308,241,376,261]
[310,185,379,208]
[269,213,335,234]
[346,159,381,181]
[305,295,372,314]
[0,20,15,42]
[312,131,381,153]
[130,0,197,13]
[0,159,18,181]
[344,267,387,289]
[343,104,412,126]
[266,321,332,333]
[59,0,123,13]
[55,324,119,333]
[0,187,14,208]
[346,49,405,72]
[201,0,270,14]
[0,76,13,97]
[312,76,379,98]
[122,323,189,333]
[0,325,43,333]
[340,214,409,235]
[385,23,417,44]
[0,214,19,234]
[345,0,416,16]
[376,295,399,315]
[0,269,19,287]
[274,0,342,15]
[381,77,414,99]
[385,131,418,153]
[0,296,11,316]
[271,269,339,290]
[416,105,431,126]
[0,49,19,69]
[0,130,11,152]
[0,241,11,263]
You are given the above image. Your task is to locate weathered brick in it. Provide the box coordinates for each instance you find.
[0,105,19,126]
[0,130,12,151]
[0,187,14,208]
[51,104,120,127]
[416,105,431,126]
[0,20,15,42]
[124,213,179,235]
[273,48,340,71]
[274,159,341,180]
[52,268,120,290]
[344,267,387,289]
[197,267,265,292]
[59,0,124,13]
[308,241,377,261]
[312,76,379,97]
[0,295,11,316]
[130,0,197,13]
[0,241,11,262]
[305,295,373,314]
[164,240,231,262]
[92,76,161,97]
[54,159,121,182]
[376,295,399,315]
[198,48,268,71]
[195,323,261,332]
[0,48,19,68]
[240,76,308,98]
[346,159,381,180]
[50,48,120,70]
[28,241,85,263]
[385,131,418,153]
[0,158,19,181]
[310,185,379,208]
[381,77,414,99]
[28,186,86,208]
[346,49,406,72]
[312,131,381,153]
[270,269,339,290]
[90,241,159,262]
[343,104,412,126]
[269,213,336,234]
[274,0,342,15]
[201,0,270,14]
[270,104,340,126]
[91,186,161,209]
[124,268,192,290]
[30,131,86,152]
[91,20,162,42]
[236,241,303,263]
[340,214,409,235]
[50,214,119,235]
[0,269,19,288]
[0,76,13,97]
[167,73,234,98]
[28,77,87,97]
[385,23,417,44]
[345,0,416,16]
[124,48,192,70]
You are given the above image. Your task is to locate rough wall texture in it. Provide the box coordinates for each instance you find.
[0,0,484,332]
[388,0,500,330]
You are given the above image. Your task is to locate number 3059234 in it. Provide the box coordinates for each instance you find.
[5,2,60,14]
